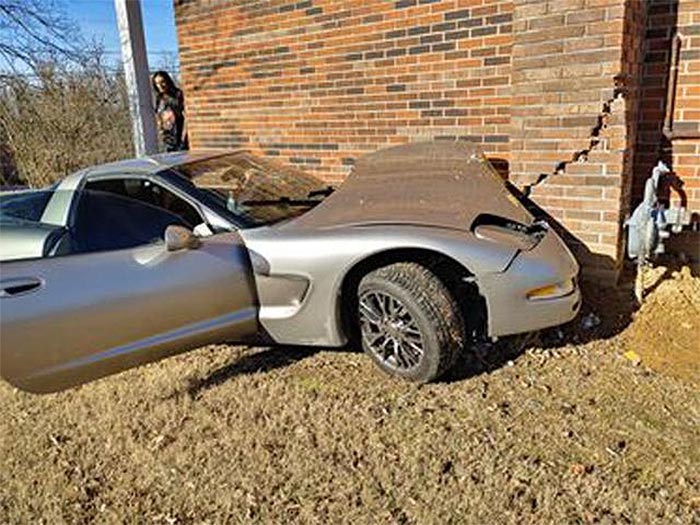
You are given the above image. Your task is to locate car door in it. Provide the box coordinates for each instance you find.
[0,191,259,394]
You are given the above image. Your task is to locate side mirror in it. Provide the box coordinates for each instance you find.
[164,225,201,252]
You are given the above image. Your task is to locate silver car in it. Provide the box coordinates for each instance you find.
[0,142,580,393]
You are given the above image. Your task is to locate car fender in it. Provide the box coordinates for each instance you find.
[240,224,518,346]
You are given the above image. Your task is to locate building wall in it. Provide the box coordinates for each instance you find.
[619,0,648,255]
[672,0,700,211]
[174,0,700,279]
[176,0,514,184]
[635,0,677,197]
[509,0,645,280]
[635,0,700,260]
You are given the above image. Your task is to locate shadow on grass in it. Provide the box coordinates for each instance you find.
[184,345,362,397]
[184,346,321,397]
[444,335,534,383]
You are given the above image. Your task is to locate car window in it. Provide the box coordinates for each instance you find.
[85,178,203,229]
[0,189,53,223]
[71,189,188,254]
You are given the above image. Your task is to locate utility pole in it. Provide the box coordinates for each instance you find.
[115,0,158,156]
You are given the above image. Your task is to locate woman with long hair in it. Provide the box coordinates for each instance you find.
[152,70,188,152]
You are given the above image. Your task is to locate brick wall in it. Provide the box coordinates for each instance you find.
[634,0,677,199]
[175,0,514,183]
[635,0,700,260]
[672,0,700,214]
[174,0,700,279]
[618,0,647,250]
[509,0,641,280]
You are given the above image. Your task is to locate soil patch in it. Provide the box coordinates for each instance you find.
[621,266,699,384]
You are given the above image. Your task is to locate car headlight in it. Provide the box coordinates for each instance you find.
[526,278,576,301]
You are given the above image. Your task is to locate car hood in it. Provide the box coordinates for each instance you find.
[285,141,532,231]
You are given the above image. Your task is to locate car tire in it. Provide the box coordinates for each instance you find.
[357,262,465,383]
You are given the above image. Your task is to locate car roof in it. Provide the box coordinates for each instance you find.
[83,149,245,177]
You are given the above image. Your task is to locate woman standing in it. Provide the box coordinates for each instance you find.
[152,71,188,152]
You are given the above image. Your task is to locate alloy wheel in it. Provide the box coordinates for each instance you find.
[358,290,425,371]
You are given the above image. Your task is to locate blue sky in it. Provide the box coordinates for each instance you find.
[66,0,180,73]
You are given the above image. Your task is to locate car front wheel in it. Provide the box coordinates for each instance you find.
[357,262,465,383]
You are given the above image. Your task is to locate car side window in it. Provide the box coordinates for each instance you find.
[0,190,53,223]
[71,189,188,254]
[84,178,203,229]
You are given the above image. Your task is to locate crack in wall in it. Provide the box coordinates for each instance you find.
[523,74,628,196]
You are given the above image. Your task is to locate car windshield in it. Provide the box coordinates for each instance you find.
[173,153,332,227]
[0,189,54,224]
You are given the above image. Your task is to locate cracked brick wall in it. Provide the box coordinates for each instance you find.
[175,0,700,282]
[509,0,646,281]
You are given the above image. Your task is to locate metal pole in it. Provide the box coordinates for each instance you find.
[114,0,158,156]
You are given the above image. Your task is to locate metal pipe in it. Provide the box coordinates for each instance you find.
[663,33,700,140]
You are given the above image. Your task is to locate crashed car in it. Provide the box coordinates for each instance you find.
[0,142,580,393]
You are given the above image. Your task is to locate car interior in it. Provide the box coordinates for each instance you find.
[40,179,204,258]
[84,177,203,229]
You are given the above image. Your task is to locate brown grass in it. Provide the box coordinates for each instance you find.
[1,272,699,524]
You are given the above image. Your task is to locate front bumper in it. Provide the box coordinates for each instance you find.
[478,229,581,337]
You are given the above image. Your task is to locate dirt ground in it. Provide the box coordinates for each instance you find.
[622,265,700,383]
[1,265,698,524]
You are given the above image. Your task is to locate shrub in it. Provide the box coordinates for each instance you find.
[0,58,133,187]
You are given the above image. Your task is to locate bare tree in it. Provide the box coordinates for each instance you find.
[0,0,86,72]
[0,0,133,187]
[0,124,18,185]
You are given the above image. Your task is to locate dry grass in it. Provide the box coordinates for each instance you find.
[1,272,699,524]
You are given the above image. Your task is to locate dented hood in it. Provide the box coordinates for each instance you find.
[288,141,532,231]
